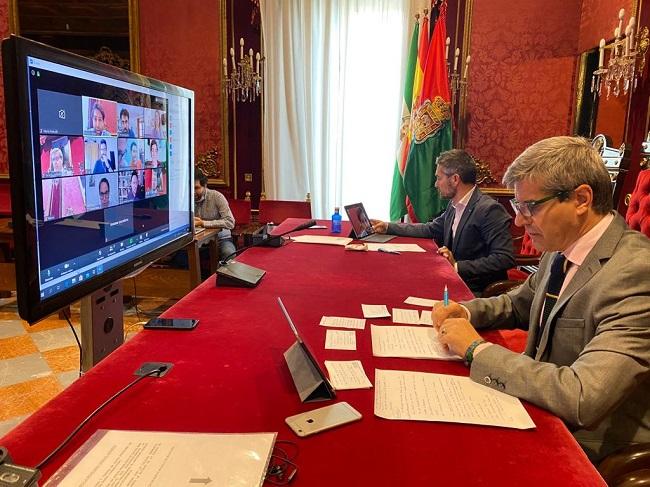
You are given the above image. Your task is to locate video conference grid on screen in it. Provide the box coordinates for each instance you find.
[26,57,191,299]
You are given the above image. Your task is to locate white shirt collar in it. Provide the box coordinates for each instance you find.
[452,185,476,210]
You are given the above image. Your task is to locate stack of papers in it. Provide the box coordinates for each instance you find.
[46,430,276,487]
[325,360,372,390]
[320,316,366,330]
[370,325,458,360]
[404,296,440,307]
[366,243,425,252]
[325,330,357,350]
[374,369,535,429]
[362,304,391,318]
[292,235,352,246]
[392,308,421,325]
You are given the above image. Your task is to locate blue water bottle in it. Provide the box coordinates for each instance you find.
[331,207,342,234]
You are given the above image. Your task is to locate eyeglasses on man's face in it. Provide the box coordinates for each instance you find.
[510,190,572,218]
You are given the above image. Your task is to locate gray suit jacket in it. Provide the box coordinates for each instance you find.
[464,214,650,461]
[387,188,514,293]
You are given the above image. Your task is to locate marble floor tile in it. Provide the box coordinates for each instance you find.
[57,370,80,389]
[42,345,80,373]
[0,353,52,388]
[25,317,71,333]
[0,320,26,339]
[29,325,82,353]
[0,414,29,438]
[0,335,38,360]
[0,376,61,421]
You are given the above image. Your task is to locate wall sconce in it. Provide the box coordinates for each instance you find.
[222,38,263,103]
[592,8,649,98]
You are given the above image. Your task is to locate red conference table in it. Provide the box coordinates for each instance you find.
[1,219,604,486]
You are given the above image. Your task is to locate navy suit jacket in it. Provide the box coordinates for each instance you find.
[387,188,514,293]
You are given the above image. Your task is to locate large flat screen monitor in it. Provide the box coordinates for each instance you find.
[2,35,195,323]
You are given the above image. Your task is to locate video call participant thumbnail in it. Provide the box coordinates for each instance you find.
[36,89,83,136]
[82,97,117,136]
[117,138,143,170]
[85,137,117,174]
[144,107,165,139]
[85,173,118,211]
[145,139,166,168]
[42,176,86,221]
[119,170,144,203]
[40,136,85,178]
[118,108,135,137]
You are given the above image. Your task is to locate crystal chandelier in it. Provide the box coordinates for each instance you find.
[592,8,649,99]
[222,38,263,103]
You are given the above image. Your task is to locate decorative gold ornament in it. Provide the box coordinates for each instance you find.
[472,157,497,186]
[196,147,221,179]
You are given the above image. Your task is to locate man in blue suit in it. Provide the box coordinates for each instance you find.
[372,149,514,295]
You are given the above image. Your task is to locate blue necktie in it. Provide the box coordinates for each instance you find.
[536,253,568,350]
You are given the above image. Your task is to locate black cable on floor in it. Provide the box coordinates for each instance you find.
[63,309,83,378]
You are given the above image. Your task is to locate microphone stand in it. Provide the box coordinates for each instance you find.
[215,219,317,288]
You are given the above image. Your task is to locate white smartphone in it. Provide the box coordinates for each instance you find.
[285,402,362,437]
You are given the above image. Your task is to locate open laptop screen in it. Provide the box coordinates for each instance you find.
[344,203,374,239]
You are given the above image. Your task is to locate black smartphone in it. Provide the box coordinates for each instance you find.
[143,318,199,330]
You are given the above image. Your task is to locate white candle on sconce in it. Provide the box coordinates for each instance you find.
[230,47,236,70]
[240,38,244,60]
[256,52,261,75]
[618,8,625,38]
[445,37,450,62]
[453,47,460,72]
[615,26,620,40]
[222,58,228,76]
[629,17,637,51]
[463,55,471,79]
[249,48,254,69]
[625,25,631,55]
[599,38,606,68]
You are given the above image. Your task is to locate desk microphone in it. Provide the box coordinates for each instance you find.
[216,219,317,288]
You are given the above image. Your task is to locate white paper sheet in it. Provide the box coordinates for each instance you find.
[45,430,276,487]
[392,308,421,325]
[419,310,433,326]
[404,296,440,307]
[366,243,425,252]
[319,316,366,330]
[325,360,373,390]
[362,304,391,318]
[325,330,357,350]
[292,235,352,246]
[370,325,459,360]
[374,369,535,430]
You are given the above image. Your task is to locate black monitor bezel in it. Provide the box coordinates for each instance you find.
[2,35,195,324]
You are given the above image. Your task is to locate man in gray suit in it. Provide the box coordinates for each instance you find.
[433,136,650,462]
[372,149,514,295]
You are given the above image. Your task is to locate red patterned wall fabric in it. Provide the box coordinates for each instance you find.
[579,0,635,53]
[138,0,222,158]
[0,0,11,174]
[466,0,582,181]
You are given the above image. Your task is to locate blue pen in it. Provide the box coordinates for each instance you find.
[443,285,449,306]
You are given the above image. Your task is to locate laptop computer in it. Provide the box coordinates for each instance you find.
[344,203,395,243]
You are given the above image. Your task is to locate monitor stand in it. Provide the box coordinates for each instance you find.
[80,281,124,372]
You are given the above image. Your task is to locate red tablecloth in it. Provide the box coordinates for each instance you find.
[1,219,604,486]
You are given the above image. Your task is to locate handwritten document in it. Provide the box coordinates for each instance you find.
[362,304,391,318]
[292,235,352,246]
[325,360,373,390]
[419,310,433,326]
[371,325,459,360]
[320,316,366,330]
[45,430,276,487]
[374,369,535,429]
[325,330,357,350]
[404,296,440,308]
[366,243,425,253]
[392,308,421,325]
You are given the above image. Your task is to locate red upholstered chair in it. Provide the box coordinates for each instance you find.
[483,231,541,297]
[258,199,312,225]
[626,169,650,237]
